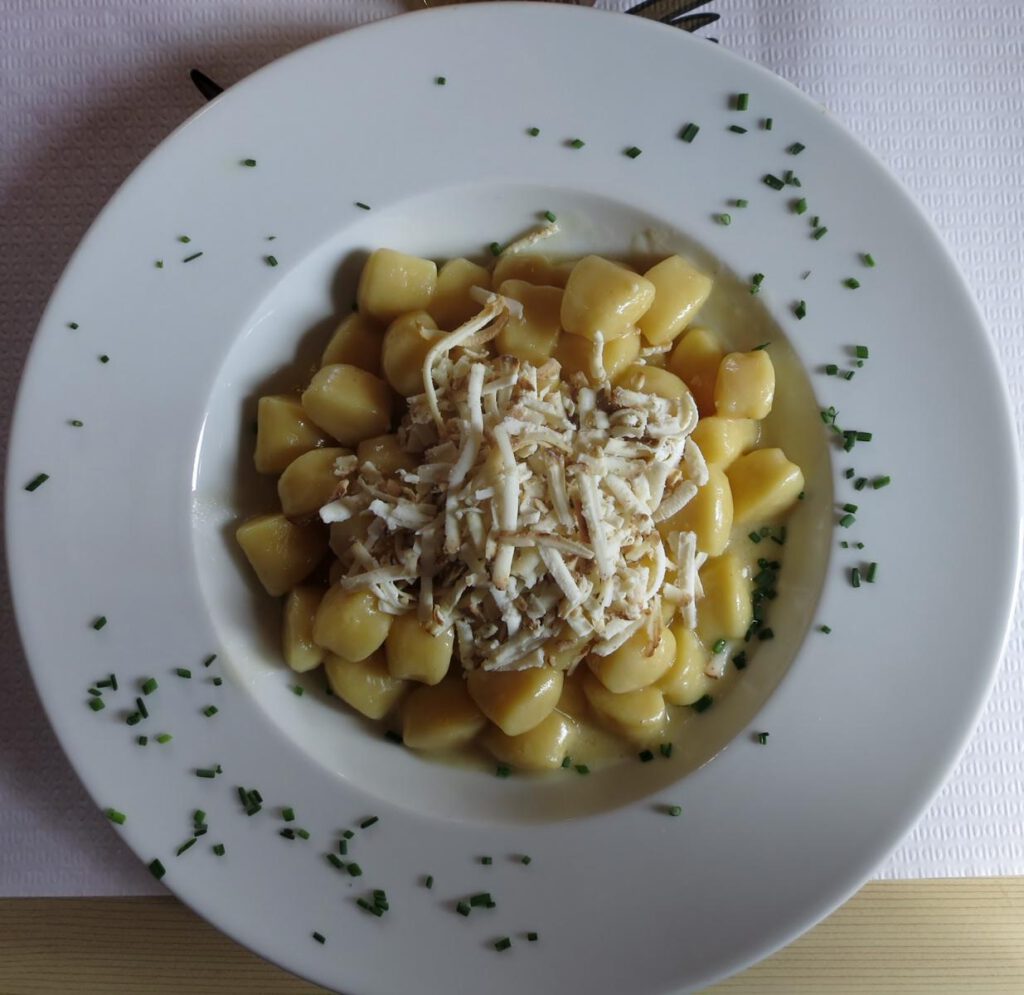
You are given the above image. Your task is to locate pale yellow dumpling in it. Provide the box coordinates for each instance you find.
[385,613,454,685]
[254,395,332,475]
[324,650,407,720]
[554,328,640,384]
[357,249,437,323]
[483,711,577,770]
[727,448,805,525]
[402,679,487,751]
[492,252,570,289]
[356,434,416,477]
[658,465,733,556]
[466,667,563,736]
[236,514,326,597]
[321,313,383,374]
[301,364,392,446]
[282,586,325,673]
[587,627,675,694]
[495,280,562,364]
[277,446,348,519]
[637,256,713,346]
[620,364,692,404]
[430,258,491,329]
[696,554,752,643]
[313,586,392,662]
[582,672,667,743]
[561,255,655,341]
[715,351,776,420]
[658,624,712,706]
[690,417,758,469]
[380,311,445,397]
[667,327,724,417]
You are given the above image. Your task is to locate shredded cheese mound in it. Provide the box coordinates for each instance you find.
[321,298,704,673]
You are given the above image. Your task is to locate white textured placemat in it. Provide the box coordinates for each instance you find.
[0,0,1021,896]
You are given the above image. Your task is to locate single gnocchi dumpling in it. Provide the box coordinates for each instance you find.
[696,554,752,643]
[637,255,713,346]
[235,513,326,596]
[321,313,384,374]
[715,350,776,420]
[727,448,805,524]
[356,248,437,323]
[689,417,758,469]
[253,395,333,475]
[495,280,562,364]
[466,667,563,737]
[282,586,325,673]
[313,586,392,662]
[554,327,641,384]
[430,258,491,329]
[483,711,577,770]
[581,672,668,743]
[385,613,454,685]
[493,252,570,289]
[659,624,712,706]
[381,311,446,397]
[301,364,392,446]
[401,679,487,751]
[586,626,675,694]
[620,364,692,404]
[277,446,349,519]
[355,434,416,477]
[667,327,724,417]
[561,255,656,341]
[658,465,733,556]
[324,650,407,720]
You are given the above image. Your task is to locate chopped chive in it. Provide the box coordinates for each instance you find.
[794,300,807,320]
[149,859,166,880]
[715,213,732,226]
[137,736,148,746]
[156,733,173,744]
[193,809,206,826]
[384,729,401,743]
[280,829,296,840]
[338,840,347,855]
[758,628,775,641]
[840,370,855,381]
[787,142,805,155]
[561,756,572,769]
[296,828,311,841]
[347,862,363,877]
[757,732,770,745]
[68,321,79,330]
[748,531,762,543]
[182,252,203,263]
[733,198,749,208]
[862,252,876,267]
[489,241,503,257]
[844,468,855,479]
[728,124,747,134]
[195,768,217,778]
[844,277,861,289]
[527,932,539,942]
[494,937,512,952]
[762,174,784,190]
[712,638,727,654]
[839,513,856,528]
[753,342,770,351]
[527,126,540,136]
[176,838,197,857]
[521,855,532,865]
[141,677,158,695]
[763,117,774,130]
[178,235,191,244]
[470,892,493,907]
[435,76,446,85]
[174,668,191,679]
[872,475,891,489]
[624,146,642,158]
[313,931,326,944]
[574,764,590,775]
[356,898,382,917]
[793,198,807,214]
[25,472,51,493]
[155,260,164,268]
[202,705,218,717]
[495,764,511,778]
[638,749,654,763]
[480,856,492,865]
[69,419,84,427]
[543,210,557,223]
[213,843,226,856]
[665,805,683,817]
[291,684,304,696]
[732,651,748,670]
[88,698,105,712]
[569,138,585,149]
[660,742,673,758]
[825,364,838,375]
[265,255,279,267]
[425,875,434,889]
[135,697,148,719]
[359,816,379,829]
[203,654,217,667]
[734,92,749,110]
[456,902,471,917]
[342,830,354,839]
[679,122,700,143]
[866,562,878,583]
[783,169,800,186]
[282,807,295,822]
[91,615,107,630]
[851,567,862,588]
[812,227,828,240]
[692,694,714,713]
[854,476,868,491]
[843,502,859,513]
[241,158,257,167]
[212,677,222,687]
[354,202,371,211]
[856,431,872,442]
[854,345,870,360]
[810,215,820,227]
[327,854,344,870]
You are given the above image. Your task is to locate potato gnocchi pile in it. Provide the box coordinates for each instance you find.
[237,243,805,770]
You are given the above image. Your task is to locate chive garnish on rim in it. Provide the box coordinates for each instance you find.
[182,252,203,263]
[241,158,256,167]
[734,92,749,110]
[762,174,784,191]
[25,473,50,492]
[624,146,642,158]
[679,122,700,143]
[569,138,585,149]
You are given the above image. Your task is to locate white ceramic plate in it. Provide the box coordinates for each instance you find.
[6,6,1020,992]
